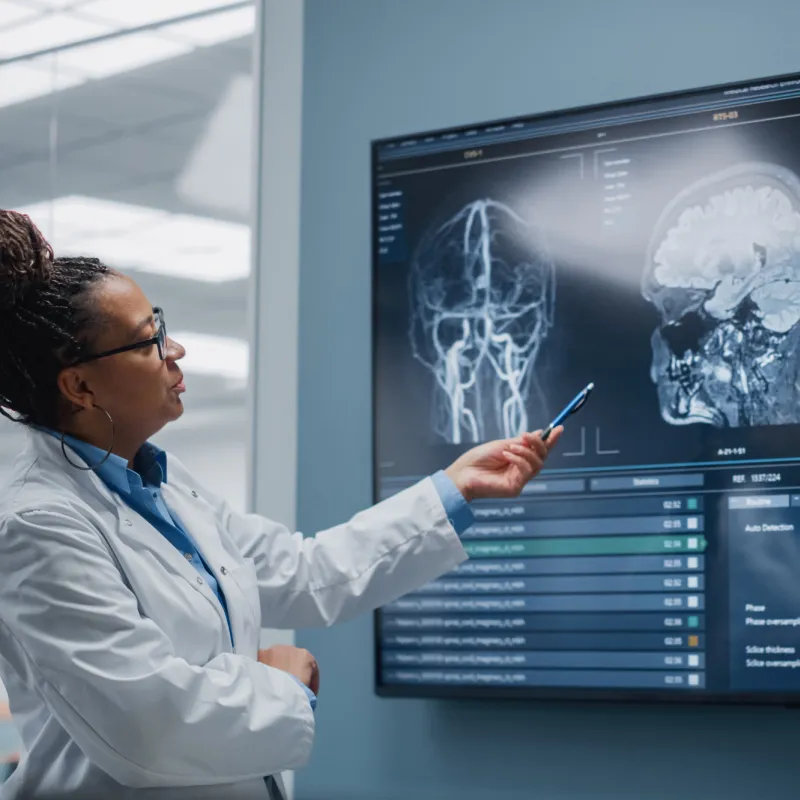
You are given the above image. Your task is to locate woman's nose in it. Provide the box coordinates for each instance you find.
[165,335,186,361]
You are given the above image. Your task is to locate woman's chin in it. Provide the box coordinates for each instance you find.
[166,397,185,420]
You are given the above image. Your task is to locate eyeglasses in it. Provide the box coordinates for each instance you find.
[70,307,167,367]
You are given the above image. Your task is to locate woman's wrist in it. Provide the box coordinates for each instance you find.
[445,464,475,503]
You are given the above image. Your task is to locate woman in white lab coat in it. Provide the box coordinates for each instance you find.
[0,210,561,800]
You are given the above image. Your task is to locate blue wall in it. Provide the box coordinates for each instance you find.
[296,1,800,797]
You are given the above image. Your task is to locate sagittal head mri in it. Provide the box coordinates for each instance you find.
[642,162,800,428]
[408,199,555,444]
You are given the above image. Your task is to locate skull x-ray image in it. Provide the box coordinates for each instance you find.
[642,162,800,428]
[408,199,555,444]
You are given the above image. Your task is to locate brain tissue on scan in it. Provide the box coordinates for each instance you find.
[409,199,555,444]
[642,162,800,428]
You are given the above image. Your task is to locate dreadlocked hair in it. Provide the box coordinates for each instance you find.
[0,210,110,428]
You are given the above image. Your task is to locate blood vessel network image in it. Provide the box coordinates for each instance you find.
[408,199,555,444]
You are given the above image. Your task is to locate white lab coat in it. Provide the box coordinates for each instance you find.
[0,429,467,799]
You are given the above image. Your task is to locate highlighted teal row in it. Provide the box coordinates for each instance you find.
[463,535,708,558]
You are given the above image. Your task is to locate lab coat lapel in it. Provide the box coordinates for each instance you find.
[161,481,249,654]
[109,495,203,583]
[27,432,213,588]
[39,447,199,585]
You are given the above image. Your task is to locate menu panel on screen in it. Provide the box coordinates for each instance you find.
[372,72,800,703]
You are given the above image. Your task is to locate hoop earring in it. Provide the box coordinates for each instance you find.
[60,405,115,471]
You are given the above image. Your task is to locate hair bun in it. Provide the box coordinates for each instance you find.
[0,210,54,308]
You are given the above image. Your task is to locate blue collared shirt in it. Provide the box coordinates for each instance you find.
[50,432,474,713]
[430,470,475,534]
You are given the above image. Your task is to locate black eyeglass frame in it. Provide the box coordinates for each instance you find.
[69,307,167,367]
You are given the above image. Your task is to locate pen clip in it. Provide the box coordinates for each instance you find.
[571,392,589,414]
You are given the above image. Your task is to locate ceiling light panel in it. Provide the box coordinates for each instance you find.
[21,1,94,9]
[55,32,192,77]
[17,196,251,283]
[0,4,253,110]
[0,58,84,107]
[0,13,110,58]
[77,0,232,28]
[20,195,167,240]
[68,238,250,282]
[0,1,38,30]
[163,6,255,46]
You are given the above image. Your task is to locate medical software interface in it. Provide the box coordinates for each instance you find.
[373,74,800,699]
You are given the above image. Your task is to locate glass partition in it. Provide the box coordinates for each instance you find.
[0,0,256,771]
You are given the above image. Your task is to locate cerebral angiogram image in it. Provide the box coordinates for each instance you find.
[642,162,800,428]
[408,199,555,444]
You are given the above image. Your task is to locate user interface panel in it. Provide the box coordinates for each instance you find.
[373,73,800,702]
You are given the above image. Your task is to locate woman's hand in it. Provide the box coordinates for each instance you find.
[258,645,320,695]
[445,427,563,502]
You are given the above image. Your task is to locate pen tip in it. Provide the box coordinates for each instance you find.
[586,382,595,391]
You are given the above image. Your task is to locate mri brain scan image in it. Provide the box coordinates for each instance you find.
[409,199,555,444]
[643,162,800,428]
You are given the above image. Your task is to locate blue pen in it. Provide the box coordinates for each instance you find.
[541,382,594,441]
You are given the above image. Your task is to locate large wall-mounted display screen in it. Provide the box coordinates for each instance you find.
[372,72,800,703]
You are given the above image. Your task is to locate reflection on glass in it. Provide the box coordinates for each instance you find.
[0,1,255,776]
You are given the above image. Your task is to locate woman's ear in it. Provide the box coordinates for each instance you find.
[56,367,94,412]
